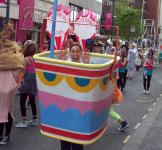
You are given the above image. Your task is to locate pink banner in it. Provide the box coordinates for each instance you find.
[19,0,34,30]
[0,0,5,3]
[105,13,112,30]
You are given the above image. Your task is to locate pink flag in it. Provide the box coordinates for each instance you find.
[0,0,5,3]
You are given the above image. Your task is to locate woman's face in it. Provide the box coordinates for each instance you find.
[70,45,82,62]
[93,46,103,54]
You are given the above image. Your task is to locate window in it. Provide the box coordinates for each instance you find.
[69,4,82,22]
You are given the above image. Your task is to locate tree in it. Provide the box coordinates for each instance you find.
[115,8,141,41]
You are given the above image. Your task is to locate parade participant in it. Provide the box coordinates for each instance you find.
[143,48,154,94]
[93,46,129,132]
[121,45,129,89]
[93,42,104,54]
[135,48,143,71]
[117,49,127,92]
[105,41,113,54]
[15,41,38,128]
[127,44,136,79]
[0,24,24,144]
[59,42,90,150]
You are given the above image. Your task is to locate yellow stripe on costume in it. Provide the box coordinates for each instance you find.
[36,70,64,86]
[65,76,97,93]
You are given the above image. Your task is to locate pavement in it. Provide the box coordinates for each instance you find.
[122,96,162,150]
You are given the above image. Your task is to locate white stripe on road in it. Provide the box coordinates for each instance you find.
[148,108,152,112]
[134,123,141,130]
[153,102,156,106]
[142,114,148,120]
[123,135,131,144]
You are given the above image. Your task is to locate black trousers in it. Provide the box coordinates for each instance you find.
[20,93,37,119]
[117,72,125,91]
[0,113,13,138]
[143,75,152,91]
[61,141,84,150]
[123,70,127,89]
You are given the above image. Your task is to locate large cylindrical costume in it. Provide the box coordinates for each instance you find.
[34,52,119,144]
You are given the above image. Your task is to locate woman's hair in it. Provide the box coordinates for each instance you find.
[120,49,126,62]
[69,42,82,51]
[121,45,129,56]
[23,41,37,57]
[0,24,15,40]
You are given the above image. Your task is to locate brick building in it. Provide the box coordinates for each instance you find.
[142,0,161,38]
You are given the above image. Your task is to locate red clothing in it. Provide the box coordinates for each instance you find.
[145,59,153,70]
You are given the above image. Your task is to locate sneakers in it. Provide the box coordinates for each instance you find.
[0,136,10,145]
[119,121,129,132]
[27,119,39,126]
[15,121,28,128]
[143,90,146,94]
[146,90,149,94]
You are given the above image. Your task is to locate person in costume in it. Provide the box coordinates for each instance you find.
[59,42,90,150]
[0,24,24,144]
[15,40,38,128]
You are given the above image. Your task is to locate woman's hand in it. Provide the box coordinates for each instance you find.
[58,50,68,60]
[82,51,90,64]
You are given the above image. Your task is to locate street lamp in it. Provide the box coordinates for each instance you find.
[111,0,115,41]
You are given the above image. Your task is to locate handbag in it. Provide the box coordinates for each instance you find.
[112,85,124,104]
[135,57,142,66]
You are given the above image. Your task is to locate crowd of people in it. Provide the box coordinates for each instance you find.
[0,23,159,150]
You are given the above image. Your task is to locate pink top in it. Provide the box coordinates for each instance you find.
[26,56,35,73]
[0,70,19,123]
[117,62,124,69]
[145,59,153,70]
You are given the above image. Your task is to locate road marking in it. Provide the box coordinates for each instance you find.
[142,114,148,120]
[153,102,156,106]
[123,135,131,144]
[136,100,151,103]
[148,108,152,112]
[134,123,141,129]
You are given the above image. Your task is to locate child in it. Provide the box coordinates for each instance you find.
[15,41,38,128]
[143,48,154,94]
[0,24,24,144]
[59,42,89,150]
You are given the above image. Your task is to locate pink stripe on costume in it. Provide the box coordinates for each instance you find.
[38,90,112,115]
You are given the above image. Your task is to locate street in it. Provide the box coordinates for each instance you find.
[1,64,162,150]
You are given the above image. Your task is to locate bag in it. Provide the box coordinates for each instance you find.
[135,57,142,66]
[112,85,124,104]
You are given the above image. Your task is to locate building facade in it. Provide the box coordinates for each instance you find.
[142,0,161,39]
[0,0,102,43]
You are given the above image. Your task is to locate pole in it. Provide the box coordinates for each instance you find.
[50,0,58,58]
[111,0,115,41]
[140,0,145,35]
[5,0,10,24]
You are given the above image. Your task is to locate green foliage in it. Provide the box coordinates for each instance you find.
[115,7,141,41]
